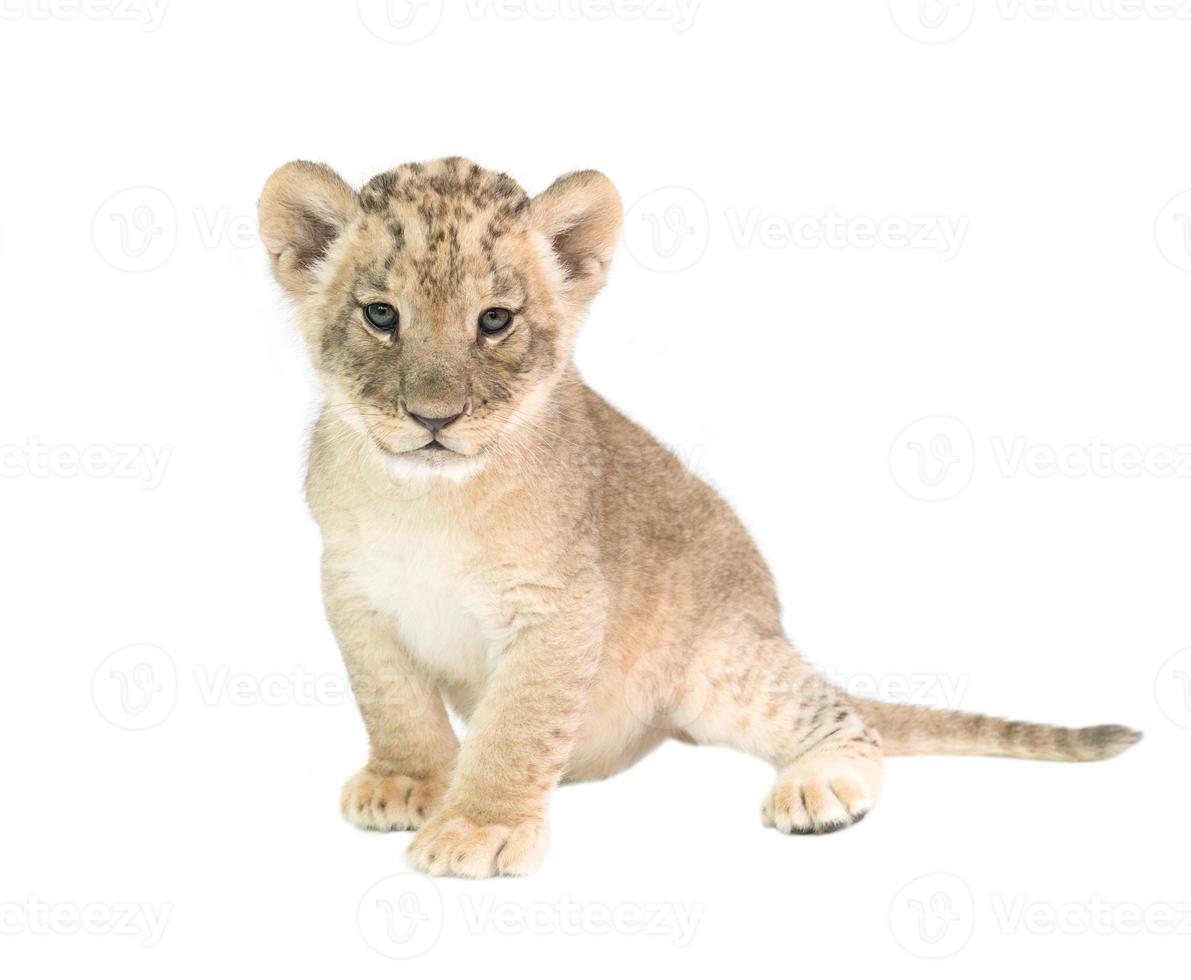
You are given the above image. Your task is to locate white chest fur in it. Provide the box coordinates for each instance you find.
[342,506,493,687]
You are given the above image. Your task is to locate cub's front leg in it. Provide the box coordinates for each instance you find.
[407,603,602,878]
[324,572,460,832]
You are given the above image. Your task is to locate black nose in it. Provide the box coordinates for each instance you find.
[409,412,461,434]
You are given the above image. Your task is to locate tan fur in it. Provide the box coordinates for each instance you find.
[259,157,1141,878]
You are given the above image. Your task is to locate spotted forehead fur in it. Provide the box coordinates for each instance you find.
[352,157,533,305]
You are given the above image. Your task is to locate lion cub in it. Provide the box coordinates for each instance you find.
[259,157,1140,878]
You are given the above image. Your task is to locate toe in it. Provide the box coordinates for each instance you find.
[829,774,873,820]
[763,784,813,834]
[801,781,851,832]
[496,821,548,876]
[448,824,509,878]
[410,817,473,875]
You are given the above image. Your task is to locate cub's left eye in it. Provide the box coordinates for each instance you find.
[478,308,513,336]
[364,303,398,332]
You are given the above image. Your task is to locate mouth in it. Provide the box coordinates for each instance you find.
[365,430,487,481]
[368,432,463,460]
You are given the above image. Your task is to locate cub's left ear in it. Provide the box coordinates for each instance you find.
[531,170,623,306]
[258,160,358,295]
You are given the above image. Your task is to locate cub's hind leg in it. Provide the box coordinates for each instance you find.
[679,631,883,834]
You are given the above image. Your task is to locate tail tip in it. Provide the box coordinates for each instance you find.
[1078,724,1143,760]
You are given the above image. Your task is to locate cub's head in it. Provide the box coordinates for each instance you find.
[259,157,621,477]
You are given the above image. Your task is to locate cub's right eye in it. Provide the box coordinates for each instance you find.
[363,303,399,332]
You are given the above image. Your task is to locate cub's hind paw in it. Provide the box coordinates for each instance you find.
[762,756,881,835]
[340,769,445,832]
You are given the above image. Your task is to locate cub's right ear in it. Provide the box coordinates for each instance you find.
[258,161,358,294]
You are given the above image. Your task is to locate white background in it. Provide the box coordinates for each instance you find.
[2,0,1189,975]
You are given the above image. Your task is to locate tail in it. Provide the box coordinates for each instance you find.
[853,698,1143,762]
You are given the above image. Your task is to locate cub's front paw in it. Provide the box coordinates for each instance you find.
[762,753,882,835]
[407,810,548,878]
[340,769,446,832]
